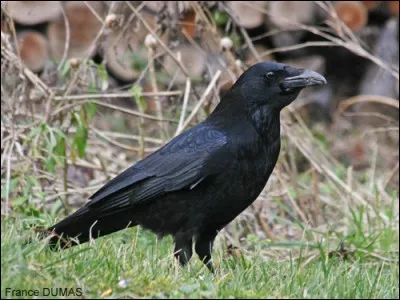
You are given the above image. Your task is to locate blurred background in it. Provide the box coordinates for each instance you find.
[1,1,399,261]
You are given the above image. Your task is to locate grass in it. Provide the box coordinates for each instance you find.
[1,216,399,299]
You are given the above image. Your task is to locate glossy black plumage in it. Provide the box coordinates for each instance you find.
[45,62,326,272]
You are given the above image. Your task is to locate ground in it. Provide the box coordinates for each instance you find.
[1,217,398,299]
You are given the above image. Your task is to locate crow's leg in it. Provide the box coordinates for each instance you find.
[195,231,218,273]
[173,235,193,266]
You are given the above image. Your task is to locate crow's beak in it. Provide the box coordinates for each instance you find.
[281,69,327,90]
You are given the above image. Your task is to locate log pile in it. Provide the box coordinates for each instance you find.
[1,1,398,117]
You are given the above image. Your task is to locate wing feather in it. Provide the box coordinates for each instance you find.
[85,126,230,212]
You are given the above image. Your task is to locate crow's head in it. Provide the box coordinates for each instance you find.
[231,62,327,110]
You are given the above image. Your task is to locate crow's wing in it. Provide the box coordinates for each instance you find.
[86,126,231,212]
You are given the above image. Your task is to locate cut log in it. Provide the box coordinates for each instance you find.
[163,44,206,84]
[358,18,399,125]
[334,1,368,32]
[268,1,316,30]
[181,10,197,38]
[103,8,159,82]
[145,1,191,15]
[104,32,148,82]
[387,1,399,16]
[1,1,62,25]
[266,2,316,52]
[47,1,104,60]
[362,1,382,10]
[227,1,267,29]
[359,18,399,98]
[17,30,49,72]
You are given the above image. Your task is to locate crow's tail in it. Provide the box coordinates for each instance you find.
[38,206,138,250]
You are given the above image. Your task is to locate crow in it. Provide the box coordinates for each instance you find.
[43,62,326,272]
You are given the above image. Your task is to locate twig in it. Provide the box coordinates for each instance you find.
[282,120,389,224]
[125,1,189,77]
[1,40,51,95]
[90,128,163,145]
[255,211,276,240]
[63,2,114,97]
[93,100,178,123]
[342,112,399,124]
[52,99,178,123]
[221,2,261,62]
[2,5,22,71]
[147,41,167,140]
[260,41,338,57]
[179,70,222,132]
[83,1,104,24]
[92,127,141,152]
[106,1,147,59]
[241,1,399,79]
[298,23,399,79]
[382,162,399,189]
[62,152,69,214]
[175,78,191,136]
[136,104,145,159]
[275,165,309,225]
[53,91,182,101]
[336,95,400,117]
[311,168,320,226]
[239,26,261,62]
[362,127,399,137]
[4,140,15,216]
[57,4,71,72]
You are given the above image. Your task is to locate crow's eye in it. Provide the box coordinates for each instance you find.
[265,72,275,80]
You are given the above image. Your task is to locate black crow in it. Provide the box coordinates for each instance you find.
[43,62,326,272]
